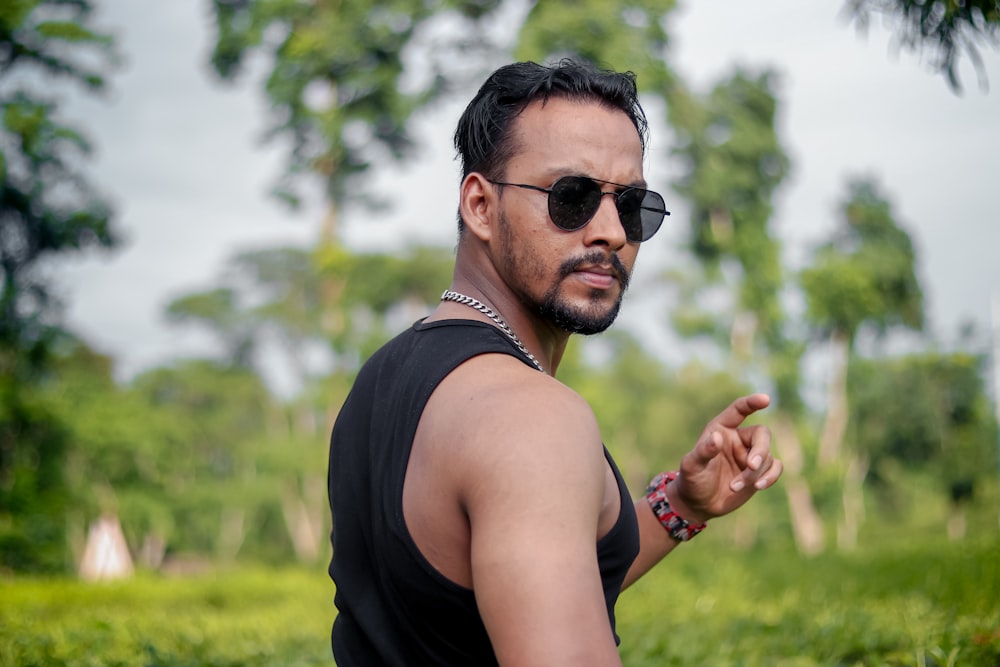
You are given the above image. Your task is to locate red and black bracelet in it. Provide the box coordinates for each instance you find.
[645,471,707,542]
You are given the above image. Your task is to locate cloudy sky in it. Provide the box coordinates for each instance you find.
[60,0,1000,384]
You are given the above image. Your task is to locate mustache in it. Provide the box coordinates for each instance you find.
[559,251,630,291]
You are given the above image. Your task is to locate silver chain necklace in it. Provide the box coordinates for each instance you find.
[440,290,544,373]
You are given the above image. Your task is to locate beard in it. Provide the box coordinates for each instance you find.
[498,210,631,336]
[536,252,630,335]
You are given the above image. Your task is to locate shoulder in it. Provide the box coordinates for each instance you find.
[422,352,606,507]
[428,352,600,450]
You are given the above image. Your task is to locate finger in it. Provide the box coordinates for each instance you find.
[713,393,771,430]
[754,458,783,489]
[730,426,772,491]
[740,425,772,470]
[732,451,779,492]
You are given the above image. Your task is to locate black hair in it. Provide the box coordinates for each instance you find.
[453,59,648,231]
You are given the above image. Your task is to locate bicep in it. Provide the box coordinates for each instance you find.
[462,389,624,666]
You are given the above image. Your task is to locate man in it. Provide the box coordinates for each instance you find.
[327,59,783,666]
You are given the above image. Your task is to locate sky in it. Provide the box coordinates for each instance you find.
[59,0,1000,387]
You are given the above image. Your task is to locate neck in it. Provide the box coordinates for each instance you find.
[434,283,569,376]
[441,289,545,373]
[443,247,572,374]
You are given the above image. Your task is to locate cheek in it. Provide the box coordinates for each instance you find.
[517,241,558,281]
[621,245,639,273]
[499,209,562,275]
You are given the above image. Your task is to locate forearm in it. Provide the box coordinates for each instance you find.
[621,498,680,589]
[621,476,708,590]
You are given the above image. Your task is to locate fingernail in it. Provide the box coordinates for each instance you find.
[751,455,762,469]
[731,480,745,492]
[755,478,768,489]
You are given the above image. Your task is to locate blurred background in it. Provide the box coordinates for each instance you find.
[2,0,999,597]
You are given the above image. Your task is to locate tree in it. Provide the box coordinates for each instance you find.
[164,242,454,561]
[125,360,279,562]
[849,351,999,539]
[168,243,454,381]
[668,69,790,358]
[560,331,749,490]
[0,0,118,572]
[1,0,118,370]
[664,69,829,555]
[844,0,1000,92]
[802,177,924,468]
[800,177,923,550]
[207,0,503,225]
[514,0,677,91]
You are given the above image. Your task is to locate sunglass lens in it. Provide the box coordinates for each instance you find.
[615,188,648,243]
[548,177,602,231]
[636,189,666,242]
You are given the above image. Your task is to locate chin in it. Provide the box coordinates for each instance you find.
[540,296,622,336]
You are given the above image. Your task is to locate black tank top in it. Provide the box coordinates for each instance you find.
[327,319,640,666]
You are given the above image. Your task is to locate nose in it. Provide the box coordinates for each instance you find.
[582,191,628,249]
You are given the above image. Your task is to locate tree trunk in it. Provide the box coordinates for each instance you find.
[774,415,825,556]
[138,532,166,569]
[282,476,327,562]
[818,329,850,467]
[219,507,246,561]
[836,453,868,552]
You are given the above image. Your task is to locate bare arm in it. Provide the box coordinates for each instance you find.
[451,357,625,666]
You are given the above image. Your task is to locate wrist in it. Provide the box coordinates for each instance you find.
[645,471,707,542]
[663,473,711,525]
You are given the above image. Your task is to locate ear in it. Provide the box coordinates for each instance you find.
[458,173,496,243]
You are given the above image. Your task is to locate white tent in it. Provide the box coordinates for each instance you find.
[78,515,134,581]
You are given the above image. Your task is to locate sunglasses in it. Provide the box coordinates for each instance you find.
[488,175,669,243]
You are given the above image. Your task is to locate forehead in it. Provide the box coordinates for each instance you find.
[506,97,645,182]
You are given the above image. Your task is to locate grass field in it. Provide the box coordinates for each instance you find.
[2,538,998,666]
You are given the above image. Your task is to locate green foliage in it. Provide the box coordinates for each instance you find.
[0,0,118,572]
[0,380,71,573]
[0,0,118,364]
[3,540,998,665]
[122,361,289,559]
[319,244,454,315]
[168,245,332,377]
[167,289,256,368]
[168,242,455,376]
[207,0,503,207]
[562,332,749,488]
[0,568,333,666]
[665,67,801,418]
[671,69,789,308]
[32,341,325,566]
[312,242,454,362]
[850,351,999,494]
[801,177,924,343]
[515,0,677,90]
[619,539,1000,666]
[844,0,1000,92]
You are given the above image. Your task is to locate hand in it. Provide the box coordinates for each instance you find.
[667,393,783,524]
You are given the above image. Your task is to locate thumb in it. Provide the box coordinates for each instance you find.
[688,430,723,469]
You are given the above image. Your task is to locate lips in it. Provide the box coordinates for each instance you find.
[575,265,619,289]
[560,252,631,292]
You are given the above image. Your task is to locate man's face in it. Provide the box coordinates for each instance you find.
[492,97,645,335]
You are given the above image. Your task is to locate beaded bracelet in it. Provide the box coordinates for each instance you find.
[645,471,707,542]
